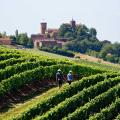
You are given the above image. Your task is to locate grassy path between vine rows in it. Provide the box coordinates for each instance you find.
[0,85,62,120]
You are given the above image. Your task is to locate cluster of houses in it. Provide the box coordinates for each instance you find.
[31,20,76,48]
[0,19,77,48]
[0,37,11,45]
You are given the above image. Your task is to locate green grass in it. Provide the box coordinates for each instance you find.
[29,48,120,72]
[73,58,120,72]
[20,48,70,61]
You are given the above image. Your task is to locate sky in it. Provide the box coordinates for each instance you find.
[0,0,120,43]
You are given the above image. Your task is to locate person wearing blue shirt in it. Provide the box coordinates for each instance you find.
[67,70,73,85]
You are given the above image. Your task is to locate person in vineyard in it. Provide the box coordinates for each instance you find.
[56,69,64,88]
[67,70,73,85]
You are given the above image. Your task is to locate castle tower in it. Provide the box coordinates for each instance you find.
[41,22,47,34]
[70,19,76,28]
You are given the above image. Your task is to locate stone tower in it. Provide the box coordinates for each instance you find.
[41,22,47,34]
[70,19,76,28]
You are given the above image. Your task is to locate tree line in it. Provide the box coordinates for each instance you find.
[1,23,120,63]
[58,23,120,63]
[0,30,33,48]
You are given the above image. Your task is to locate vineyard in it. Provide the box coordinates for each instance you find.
[1,46,120,120]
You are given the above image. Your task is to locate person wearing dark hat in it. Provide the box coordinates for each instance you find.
[56,69,64,88]
[67,70,73,85]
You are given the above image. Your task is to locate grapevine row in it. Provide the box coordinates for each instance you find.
[0,60,58,82]
[35,76,120,120]
[0,64,105,97]
[0,47,20,54]
[89,98,120,120]
[0,57,31,69]
[63,83,120,120]
[115,114,120,120]
[0,53,21,61]
[11,72,118,120]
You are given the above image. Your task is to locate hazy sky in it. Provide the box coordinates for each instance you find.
[0,0,120,43]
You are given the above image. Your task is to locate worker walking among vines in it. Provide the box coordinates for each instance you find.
[67,70,73,85]
[56,69,64,88]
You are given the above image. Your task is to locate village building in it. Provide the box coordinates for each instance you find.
[31,22,64,48]
[0,37,12,45]
[34,39,63,48]
[31,20,76,48]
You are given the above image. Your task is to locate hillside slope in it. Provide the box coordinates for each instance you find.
[75,53,119,66]
[1,72,120,120]
[1,46,120,120]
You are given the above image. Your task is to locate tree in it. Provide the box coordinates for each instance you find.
[89,28,97,39]
[58,24,72,37]
[9,35,16,43]
[76,25,89,40]
[27,38,33,48]
[15,29,19,43]
[0,33,2,38]
[99,44,113,58]
[18,33,29,46]
[64,32,73,39]
[112,43,120,56]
